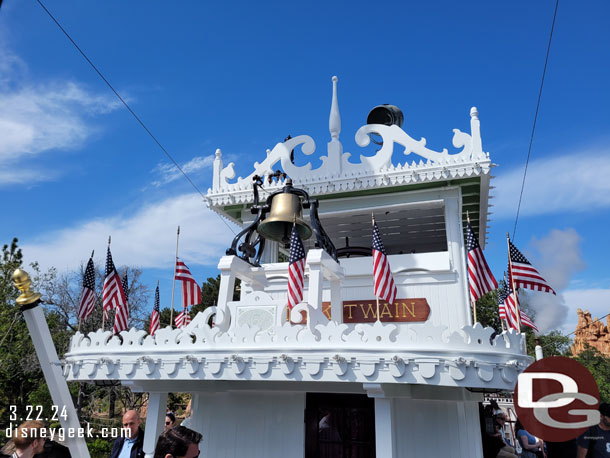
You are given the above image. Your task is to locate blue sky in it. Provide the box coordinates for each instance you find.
[1,1,609,335]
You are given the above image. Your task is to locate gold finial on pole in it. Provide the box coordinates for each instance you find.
[12,269,42,307]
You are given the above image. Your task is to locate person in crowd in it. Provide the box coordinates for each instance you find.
[180,401,193,429]
[10,421,46,458]
[153,426,202,458]
[494,411,517,458]
[481,403,516,458]
[165,413,176,432]
[515,419,546,458]
[1,436,69,458]
[576,402,610,458]
[545,438,577,458]
[110,410,144,458]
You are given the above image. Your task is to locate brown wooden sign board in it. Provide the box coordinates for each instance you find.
[321,299,430,323]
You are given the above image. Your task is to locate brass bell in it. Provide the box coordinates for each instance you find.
[258,192,312,244]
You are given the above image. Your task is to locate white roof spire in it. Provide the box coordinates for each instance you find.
[329,76,341,141]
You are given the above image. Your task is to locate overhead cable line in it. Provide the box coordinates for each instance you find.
[512,0,560,241]
[36,0,236,235]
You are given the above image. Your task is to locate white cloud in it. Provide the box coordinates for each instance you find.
[528,229,586,290]
[151,155,215,187]
[0,49,120,185]
[492,152,610,218]
[518,228,586,333]
[21,193,239,272]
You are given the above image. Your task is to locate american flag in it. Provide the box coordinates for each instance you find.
[175,307,191,328]
[102,247,128,333]
[466,221,497,301]
[520,310,539,332]
[102,247,126,321]
[372,220,397,305]
[498,280,538,332]
[122,271,129,302]
[175,259,201,308]
[498,281,519,331]
[149,284,160,336]
[78,256,96,322]
[509,239,556,295]
[287,225,306,310]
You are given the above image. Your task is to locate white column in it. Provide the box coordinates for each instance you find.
[260,240,279,264]
[307,262,324,311]
[374,398,394,457]
[22,306,91,458]
[189,393,205,434]
[444,191,471,328]
[364,383,395,458]
[143,392,168,458]
[330,278,342,323]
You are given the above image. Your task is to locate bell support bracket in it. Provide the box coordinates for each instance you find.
[226,176,338,266]
[263,179,338,262]
[226,175,269,266]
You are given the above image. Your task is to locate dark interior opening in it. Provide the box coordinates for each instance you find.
[305,392,376,458]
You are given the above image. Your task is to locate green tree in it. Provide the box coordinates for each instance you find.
[474,282,572,360]
[191,275,240,316]
[575,346,610,403]
[475,289,501,332]
[525,330,570,358]
[143,307,172,332]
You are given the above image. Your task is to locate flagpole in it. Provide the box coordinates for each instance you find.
[506,233,522,333]
[170,226,180,328]
[466,212,478,324]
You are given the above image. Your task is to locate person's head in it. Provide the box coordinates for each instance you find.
[165,412,176,431]
[495,411,507,430]
[599,402,610,428]
[495,411,507,424]
[153,426,202,458]
[514,418,524,433]
[122,410,141,439]
[13,420,46,455]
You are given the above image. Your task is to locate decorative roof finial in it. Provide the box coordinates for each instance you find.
[329,76,341,141]
[469,107,483,158]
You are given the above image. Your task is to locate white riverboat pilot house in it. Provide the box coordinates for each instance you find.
[64,77,531,458]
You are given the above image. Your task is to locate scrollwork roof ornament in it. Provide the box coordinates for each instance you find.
[208,77,491,203]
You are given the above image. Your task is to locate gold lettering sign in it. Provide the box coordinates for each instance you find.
[322,299,430,323]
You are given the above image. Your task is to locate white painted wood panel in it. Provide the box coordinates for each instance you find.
[193,391,305,458]
[393,398,483,458]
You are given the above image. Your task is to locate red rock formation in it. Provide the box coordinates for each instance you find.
[571,308,610,356]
